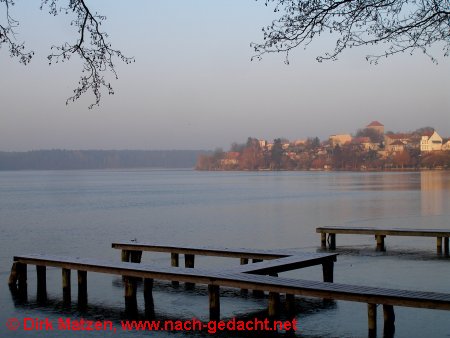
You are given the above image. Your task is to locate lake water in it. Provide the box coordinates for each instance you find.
[0,170,449,337]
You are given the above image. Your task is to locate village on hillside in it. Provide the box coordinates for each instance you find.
[196,122,450,171]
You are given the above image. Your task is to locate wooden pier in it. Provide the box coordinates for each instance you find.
[111,241,337,282]
[8,244,450,337]
[317,226,450,254]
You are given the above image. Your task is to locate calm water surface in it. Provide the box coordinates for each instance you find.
[0,170,449,337]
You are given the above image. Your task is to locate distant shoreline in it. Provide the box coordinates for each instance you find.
[0,149,210,171]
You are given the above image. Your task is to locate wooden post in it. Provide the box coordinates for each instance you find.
[240,258,249,294]
[144,278,155,318]
[36,265,47,302]
[121,250,130,262]
[268,292,280,317]
[17,263,27,295]
[383,305,395,337]
[321,233,327,249]
[77,270,87,308]
[322,260,334,283]
[171,253,179,286]
[252,259,265,297]
[185,254,195,288]
[130,250,142,263]
[9,263,27,299]
[8,262,19,287]
[368,303,377,338]
[185,254,195,268]
[444,237,449,256]
[124,277,138,317]
[376,235,386,252]
[62,268,71,304]
[329,234,336,250]
[437,237,443,255]
[285,294,295,314]
[208,285,220,321]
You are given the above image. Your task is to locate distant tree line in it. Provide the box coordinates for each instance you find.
[0,150,208,170]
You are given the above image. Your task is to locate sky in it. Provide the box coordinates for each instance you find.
[1,0,449,151]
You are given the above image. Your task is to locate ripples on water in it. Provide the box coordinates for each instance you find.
[0,170,449,337]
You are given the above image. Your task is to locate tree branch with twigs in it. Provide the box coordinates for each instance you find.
[1,0,134,109]
[251,0,450,64]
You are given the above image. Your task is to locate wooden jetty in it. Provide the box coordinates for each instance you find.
[111,241,337,282]
[316,226,450,254]
[8,246,450,337]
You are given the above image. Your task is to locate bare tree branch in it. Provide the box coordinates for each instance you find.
[1,0,134,109]
[251,0,450,64]
[0,0,34,64]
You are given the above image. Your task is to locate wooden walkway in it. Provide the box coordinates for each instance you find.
[317,226,450,254]
[112,241,337,282]
[9,249,450,337]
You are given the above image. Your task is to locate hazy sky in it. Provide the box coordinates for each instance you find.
[1,1,449,151]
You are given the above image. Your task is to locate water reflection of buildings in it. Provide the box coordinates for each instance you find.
[420,171,450,216]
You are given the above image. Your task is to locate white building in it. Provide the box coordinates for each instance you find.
[420,131,443,152]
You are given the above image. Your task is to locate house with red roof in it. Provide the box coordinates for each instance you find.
[366,121,384,135]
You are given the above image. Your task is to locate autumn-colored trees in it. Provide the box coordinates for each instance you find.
[195,136,449,171]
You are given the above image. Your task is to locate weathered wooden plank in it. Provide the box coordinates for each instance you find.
[112,242,295,259]
[233,254,337,275]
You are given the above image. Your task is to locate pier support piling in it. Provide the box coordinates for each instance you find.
[124,276,138,317]
[252,259,265,297]
[329,234,336,250]
[130,250,142,263]
[383,305,395,337]
[9,262,27,298]
[322,261,334,283]
[208,285,220,321]
[268,292,280,317]
[321,233,327,249]
[62,268,71,304]
[36,265,47,302]
[444,237,449,256]
[285,294,296,314]
[144,278,155,318]
[77,270,87,309]
[171,253,179,286]
[121,250,130,262]
[240,258,249,294]
[376,235,386,252]
[184,254,195,288]
[437,237,443,255]
[368,303,377,338]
